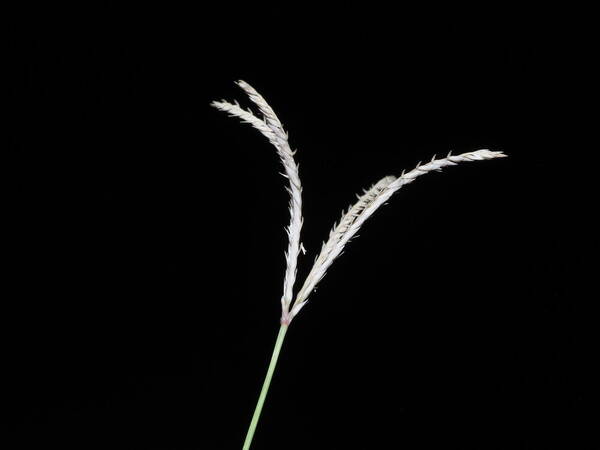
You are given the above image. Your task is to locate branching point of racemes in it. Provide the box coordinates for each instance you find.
[212,81,506,450]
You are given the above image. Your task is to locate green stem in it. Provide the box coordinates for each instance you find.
[242,323,288,450]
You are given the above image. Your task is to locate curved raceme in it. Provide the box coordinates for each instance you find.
[212,81,303,323]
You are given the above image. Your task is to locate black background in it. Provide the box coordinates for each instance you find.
[5,4,586,450]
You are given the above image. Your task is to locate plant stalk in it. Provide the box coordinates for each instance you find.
[242,323,288,450]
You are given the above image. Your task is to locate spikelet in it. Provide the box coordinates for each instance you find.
[211,81,303,323]
[289,149,506,318]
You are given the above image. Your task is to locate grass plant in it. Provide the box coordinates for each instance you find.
[212,81,506,449]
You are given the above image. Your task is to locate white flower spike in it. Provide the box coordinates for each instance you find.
[211,81,506,450]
